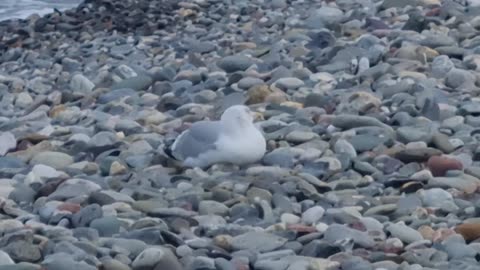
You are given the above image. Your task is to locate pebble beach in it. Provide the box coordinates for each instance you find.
[2,0,480,269]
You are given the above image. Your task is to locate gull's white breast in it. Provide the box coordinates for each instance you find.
[215,126,266,165]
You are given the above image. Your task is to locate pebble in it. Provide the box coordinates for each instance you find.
[334,139,357,158]
[198,200,229,216]
[3,241,41,262]
[0,0,478,269]
[419,188,459,213]
[0,251,14,265]
[231,232,288,252]
[132,247,182,270]
[89,216,121,237]
[429,176,478,193]
[332,115,393,132]
[301,206,325,225]
[217,55,254,73]
[111,75,153,91]
[275,77,305,90]
[446,68,476,89]
[48,179,101,201]
[15,92,34,108]
[0,132,16,156]
[30,151,74,169]
[237,77,265,90]
[42,256,96,270]
[427,155,463,177]
[324,224,375,248]
[101,258,131,270]
[431,133,456,153]
[72,204,103,227]
[70,74,95,93]
[281,213,301,225]
[246,84,275,104]
[386,222,424,244]
[455,223,480,242]
[306,7,344,27]
[432,55,454,78]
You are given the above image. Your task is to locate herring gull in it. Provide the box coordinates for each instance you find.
[165,105,266,168]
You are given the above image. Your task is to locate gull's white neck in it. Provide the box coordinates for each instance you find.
[222,119,255,134]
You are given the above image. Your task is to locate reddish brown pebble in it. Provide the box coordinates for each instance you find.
[426,7,440,16]
[455,223,480,242]
[232,259,250,270]
[349,221,367,232]
[427,155,463,177]
[57,202,81,213]
[286,224,317,233]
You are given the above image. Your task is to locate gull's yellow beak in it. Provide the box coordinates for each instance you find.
[252,111,264,121]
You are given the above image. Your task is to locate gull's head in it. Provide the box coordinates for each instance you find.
[221,105,254,126]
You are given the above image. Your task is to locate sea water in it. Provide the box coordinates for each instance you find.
[0,0,81,21]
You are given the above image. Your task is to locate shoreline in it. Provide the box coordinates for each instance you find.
[0,0,82,22]
[0,0,180,51]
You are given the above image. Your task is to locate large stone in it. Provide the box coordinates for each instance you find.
[99,238,147,258]
[305,7,344,28]
[3,241,41,263]
[334,139,357,158]
[72,204,103,227]
[90,216,121,237]
[301,206,325,225]
[98,88,137,104]
[332,115,393,133]
[231,232,288,252]
[30,151,74,169]
[386,222,424,244]
[132,247,182,270]
[381,0,418,8]
[419,188,459,212]
[47,179,101,201]
[0,251,13,265]
[217,55,254,73]
[455,223,480,242]
[429,176,479,193]
[427,156,463,176]
[114,64,138,79]
[432,55,454,78]
[274,77,305,90]
[70,74,95,93]
[111,75,153,91]
[101,259,131,270]
[198,200,229,216]
[0,132,16,156]
[397,126,434,144]
[42,256,96,270]
[394,147,442,162]
[446,68,476,89]
[338,91,381,114]
[324,224,375,248]
[431,133,456,153]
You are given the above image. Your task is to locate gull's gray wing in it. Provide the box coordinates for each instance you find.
[171,121,222,160]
